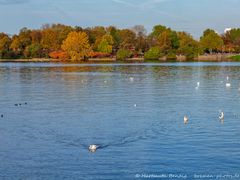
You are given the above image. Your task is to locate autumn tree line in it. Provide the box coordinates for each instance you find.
[0,24,240,61]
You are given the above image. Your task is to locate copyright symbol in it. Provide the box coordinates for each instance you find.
[135,174,140,178]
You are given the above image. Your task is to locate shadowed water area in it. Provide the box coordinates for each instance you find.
[0,62,240,179]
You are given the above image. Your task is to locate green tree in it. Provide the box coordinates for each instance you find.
[150,25,167,39]
[178,32,200,59]
[148,25,168,46]
[97,34,114,53]
[10,28,32,56]
[24,43,43,58]
[157,29,179,54]
[200,29,223,53]
[144,47,162,60]
[116,49,132,60]
[106,26,121,52]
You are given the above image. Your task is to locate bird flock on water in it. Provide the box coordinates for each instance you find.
[184,76,236,125]
[1,76,239,153]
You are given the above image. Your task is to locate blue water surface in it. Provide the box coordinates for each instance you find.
[0,62,240,179]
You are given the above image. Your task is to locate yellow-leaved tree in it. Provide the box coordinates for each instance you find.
[61,31,91,61]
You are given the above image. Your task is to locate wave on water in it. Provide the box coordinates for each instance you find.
[52,120,169,151]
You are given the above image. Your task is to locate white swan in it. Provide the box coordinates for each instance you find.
[89,145,98,152]
[219,112,224,121]
[184,116,188,124]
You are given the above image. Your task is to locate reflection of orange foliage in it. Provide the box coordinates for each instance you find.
[89,52,111,58]
[49,51,67,60]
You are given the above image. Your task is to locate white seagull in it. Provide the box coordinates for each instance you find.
[129,77,134,82]
[226,76,231,87]
[219,111,224,121]
[226,82,231,87]
[89,145,98,152]
[184,115,188,124]
[195,82,200,89]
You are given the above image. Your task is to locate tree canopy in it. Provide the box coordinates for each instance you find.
[0,23,240,60]
[61,31,91,61]
[200,29,224,53]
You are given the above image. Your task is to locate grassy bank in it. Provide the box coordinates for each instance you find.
[230,55,240,61]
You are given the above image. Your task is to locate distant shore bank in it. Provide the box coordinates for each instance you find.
[0,54,238,63]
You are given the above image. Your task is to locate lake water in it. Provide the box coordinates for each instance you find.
[0,62,240,180]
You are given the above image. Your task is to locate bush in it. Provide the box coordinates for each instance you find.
[166,51,177,60]
[116,49,132,60]
[185,53,196,60]
[24,44,43,58]
[89,52,111,58]
[179,46,198,60]
[0,50,18,59]
[144,47,162,60]
[49,51,67,60]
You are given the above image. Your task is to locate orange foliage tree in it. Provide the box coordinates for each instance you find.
[61,31,91,61]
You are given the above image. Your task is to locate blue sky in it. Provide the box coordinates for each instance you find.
[0,0,239,38]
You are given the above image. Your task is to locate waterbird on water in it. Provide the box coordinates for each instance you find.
[184,116,188,124]
[129,77,134,82]
[195,82,200,89]
[226,82,231,88]
[89,145,98,153]
[226,76,231,87]
[219,111,224,121]
[1,114,3,118]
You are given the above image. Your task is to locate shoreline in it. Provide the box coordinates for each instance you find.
[0,55,238,63]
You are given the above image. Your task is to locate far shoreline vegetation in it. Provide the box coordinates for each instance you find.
[1,24,240,62]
